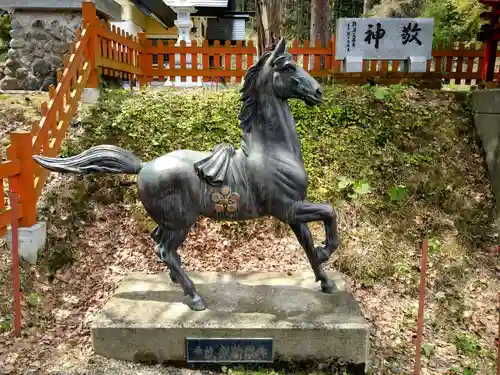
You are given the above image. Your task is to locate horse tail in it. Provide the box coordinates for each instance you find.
[33,144,143,175]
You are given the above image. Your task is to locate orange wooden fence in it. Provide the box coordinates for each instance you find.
[0,0,98,237]
[3,0,500,240]
[106,33,498,87]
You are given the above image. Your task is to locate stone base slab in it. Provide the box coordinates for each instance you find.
[91,271,370,369]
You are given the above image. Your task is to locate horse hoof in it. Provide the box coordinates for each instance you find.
[321,279,338,294]
[314,247,330,264]
[189,295,207,311]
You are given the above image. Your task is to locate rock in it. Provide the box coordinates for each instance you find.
[9,39,25,49]
[46,27,65,41]
[33,30,49,41]
[20,54,34,66]
[32,20,45,29]
[64,27,76,41]
[7,49,19,59]
[44,40,53,52]
[5,59,20,71]
[3,67,13,77]
[32,59,50,76]
[52,42,68,54]
[33,49,45,58]
[10,19,22,30]
[48,55,63,69]
[21,75,41,91]
[40,75,57,91]
[10,29,23,40]
[15,68,29,80]
[0,77,19,90]
[22,42,35,54]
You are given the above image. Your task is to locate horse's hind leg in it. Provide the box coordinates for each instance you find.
[289,223,337,294]
[156,224,207,311]
[151,226,180,284]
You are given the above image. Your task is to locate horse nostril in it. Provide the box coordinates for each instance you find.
[316,88,323,96]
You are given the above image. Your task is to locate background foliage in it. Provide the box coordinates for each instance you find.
[267,0,488,46]
[0,13,11,60]
[65,85,495,267]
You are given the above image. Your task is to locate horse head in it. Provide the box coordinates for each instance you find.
[256,37,324,106]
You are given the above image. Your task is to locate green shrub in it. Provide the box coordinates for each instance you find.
[65,84,494,256]
[421,0,487,46]
[0,13,11,57]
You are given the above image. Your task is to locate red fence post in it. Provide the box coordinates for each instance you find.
[496,288,499,375]
[9,191,21,337]
[138,32,149,89]
[9,131,36,227]
[82,0,100,89]
[482,40,498,82]
[414,238,429,375]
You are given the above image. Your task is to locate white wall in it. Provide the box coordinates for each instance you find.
[110,20,143,37]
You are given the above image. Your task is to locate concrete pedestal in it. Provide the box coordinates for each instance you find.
[91,271,370,371]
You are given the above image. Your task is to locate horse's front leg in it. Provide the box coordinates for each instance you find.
[289,223,337,293]
[286,201,340,264]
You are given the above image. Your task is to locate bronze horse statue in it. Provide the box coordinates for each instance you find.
[33,38,340,311]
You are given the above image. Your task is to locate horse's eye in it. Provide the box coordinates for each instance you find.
[284,65,295,72]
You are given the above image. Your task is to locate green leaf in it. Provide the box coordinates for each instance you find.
[428,237,442,254]
[26,292,40,307]
[374,87,389,100]
[353,181,371,195]
[337,176,354,190]
[421,343,435,357]
[388,185,408,202]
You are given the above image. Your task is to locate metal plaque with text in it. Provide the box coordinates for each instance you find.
[186,337,274,363]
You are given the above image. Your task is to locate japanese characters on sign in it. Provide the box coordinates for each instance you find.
[335,18,434,60]
[186,338,273,363]
[345,21,358,52]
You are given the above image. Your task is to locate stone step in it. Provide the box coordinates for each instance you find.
[91,271,370,371]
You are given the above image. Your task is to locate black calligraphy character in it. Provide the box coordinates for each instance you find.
[243,345,256,360]
[217,344,230,360]
[352,21,357,48]
[401,22,422,46]
[255,346,269,360]
[193,345,203,360]
[203,345,215,361]
[364,22,386,49]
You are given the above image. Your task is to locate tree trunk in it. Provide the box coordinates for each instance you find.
[310,0,330,68]
[363,0,374,16]
[255,0,284,56]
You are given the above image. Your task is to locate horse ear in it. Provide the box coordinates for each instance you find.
[274,37,287,54]
[269,37,287,64]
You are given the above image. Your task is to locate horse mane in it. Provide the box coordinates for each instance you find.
[238,51,273,135]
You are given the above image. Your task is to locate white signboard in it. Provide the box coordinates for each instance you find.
[335,18,434,60]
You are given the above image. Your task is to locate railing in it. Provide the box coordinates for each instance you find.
[96,19,143,86]
[0,0,99,237]
[130,37,497,87]
[2,0,500,239]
